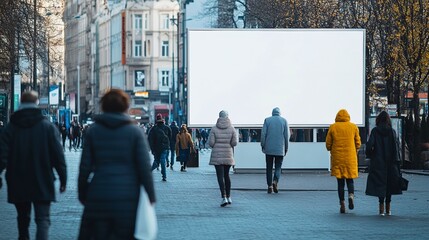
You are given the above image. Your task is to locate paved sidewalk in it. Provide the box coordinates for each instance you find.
[1,148,429,239]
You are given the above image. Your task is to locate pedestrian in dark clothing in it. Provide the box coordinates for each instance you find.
[0,91,67,240]
[261,107,290,194]
[78,89,156,239]
[201,129,209,148]
[169,121,180,170]
[60,123,68,150]
[148,114,172,181]
[365,111,402,216]
[209,110,237,207]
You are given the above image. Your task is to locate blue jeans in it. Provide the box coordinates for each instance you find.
[15,201,51,240]
[151,150,169,179]
[265,155,284,187]
[169,148,175,166]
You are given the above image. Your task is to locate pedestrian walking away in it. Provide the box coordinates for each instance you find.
[209,110,238,207]
[77,89,156,239]
[326,109,361,214]
[261,107,290,194]
[175,124,195,172]
[148,114,172,181]
[0,90,67,240]
[365,111,403,216]
[169,121,180,170]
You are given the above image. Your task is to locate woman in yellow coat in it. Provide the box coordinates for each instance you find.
[326,109,361,213]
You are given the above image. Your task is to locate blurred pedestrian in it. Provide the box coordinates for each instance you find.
[176,124,195,172]
[365,111,402,216]
[209,110,237,207]
[0,90,67,240]
[169,121,179,170]
[261,107,290,194]
[326,109,361,214]
[78,89,156,239]
[148,114,172,181]
[60,123,68,151]
[201,128,208,148]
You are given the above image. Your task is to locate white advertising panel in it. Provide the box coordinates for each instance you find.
[187,29,365,127]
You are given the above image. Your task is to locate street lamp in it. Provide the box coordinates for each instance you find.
[170,14,179,122]
[33,0,37,90]
[75,15,81,122]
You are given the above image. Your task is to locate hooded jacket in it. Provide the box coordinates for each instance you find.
[78,113,155,224]
[209,117,238,165]
[326,109,361,179]
[0,108,67,203]
[365,125,402,197]
[261,107,290,156]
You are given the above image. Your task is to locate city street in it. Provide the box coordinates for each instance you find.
[1,148,429,240]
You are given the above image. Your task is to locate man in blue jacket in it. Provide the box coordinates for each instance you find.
[0,91,67,240]
[261,107,289,194]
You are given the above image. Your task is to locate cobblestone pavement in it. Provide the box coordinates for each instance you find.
[1,148,429,240]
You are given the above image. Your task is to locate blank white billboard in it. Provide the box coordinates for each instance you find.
[187,29,365,127]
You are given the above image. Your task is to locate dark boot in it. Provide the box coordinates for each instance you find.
[340,201,346,214]
[386,202,391,216]
[379,203,385,216]
[348,193,354,210]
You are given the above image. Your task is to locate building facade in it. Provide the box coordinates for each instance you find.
[64,0,179,123]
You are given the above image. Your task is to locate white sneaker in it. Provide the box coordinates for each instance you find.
[227,197,232,204]
[220,198,228,207]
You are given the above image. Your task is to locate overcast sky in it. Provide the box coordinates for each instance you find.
[185,0,213,29]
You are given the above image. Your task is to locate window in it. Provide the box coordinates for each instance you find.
[161,14,169,29]
[134,14,142,30]
[161,70,170,87]
[161,41,169,57]
[144,13,149,29]
[134,40,142,57]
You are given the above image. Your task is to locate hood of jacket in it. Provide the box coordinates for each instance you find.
[216,117,232,129]
[374,124,392,137]
[272,107,281,116]
[11,108,45,128]
[94,113,133,129]
[335,109,350,122]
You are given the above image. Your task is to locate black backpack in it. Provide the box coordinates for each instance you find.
[153,126,169,148]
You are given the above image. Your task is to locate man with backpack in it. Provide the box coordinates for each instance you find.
[148,114,172,181]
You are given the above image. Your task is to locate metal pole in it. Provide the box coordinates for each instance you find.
[33,0,37,90]
[47,36,50,120]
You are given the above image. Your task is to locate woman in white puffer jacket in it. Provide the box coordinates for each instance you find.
[209,110,238,207]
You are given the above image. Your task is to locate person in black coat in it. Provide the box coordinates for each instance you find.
[169,121,180,170]
[365,111,402,216]
[78,89,156,239]
[148,114,172,181]
[0,90,67,240]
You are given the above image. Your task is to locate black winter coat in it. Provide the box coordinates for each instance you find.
[0,108,67,203]
[365,125,402,197]
[148,122,171,154]
[78,113,155,238]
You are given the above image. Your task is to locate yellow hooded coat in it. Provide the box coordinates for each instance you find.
[326,109,361,179]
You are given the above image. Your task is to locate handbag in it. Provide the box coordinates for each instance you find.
[134,186,158,240]
[400,175,409,191]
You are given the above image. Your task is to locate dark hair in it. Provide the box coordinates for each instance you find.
[376,111,392,127]
[21,90,38,103]
[180,124,188,133]
[100,89,130,113]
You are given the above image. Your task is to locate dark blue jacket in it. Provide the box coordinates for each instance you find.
[78,113,155,223]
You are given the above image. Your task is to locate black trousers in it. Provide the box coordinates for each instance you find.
[215,165,232,198]
[337,178,354,201]
[14,201,51,240]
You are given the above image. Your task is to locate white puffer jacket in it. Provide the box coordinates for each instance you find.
[209,117,238,165]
